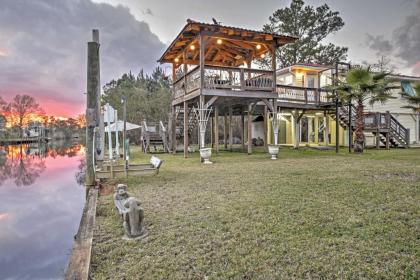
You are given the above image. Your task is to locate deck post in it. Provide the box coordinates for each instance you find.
[385,132,390,150]
[272,99,279,145]
[248,103,253,154]
[314,115,319,144]
[183,101,188,158]
[271,43,277,93]
[348,101,353,152]
[215,106,219,154]
[376,132,381,149]
[335,97,339,153]
[241,112,245,152]
[171,63,177,154]
[324,113,330,146]
[229,106,233,151]
[86,40,100,186]
[171,105,176,154]
[263,106,268,151]
[292,111,300,149]
[224,112,228,150]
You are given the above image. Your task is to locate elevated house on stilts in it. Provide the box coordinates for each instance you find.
[158,20,417,158]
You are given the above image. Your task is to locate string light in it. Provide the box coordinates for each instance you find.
[260,53,266,59]
[174,57,179,63]
[217,39,223,45]
[256,44,262,50]
[190,45,196,50]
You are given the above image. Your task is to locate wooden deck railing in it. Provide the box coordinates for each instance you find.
[172,65,333,107]
[204,65,273,91]
[276,85,332,105]
[364,111,410,145]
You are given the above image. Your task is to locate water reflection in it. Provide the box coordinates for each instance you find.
[0,141,86,280]
[0,141,84,187]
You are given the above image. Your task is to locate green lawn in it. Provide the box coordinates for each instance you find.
[90,147,420,279]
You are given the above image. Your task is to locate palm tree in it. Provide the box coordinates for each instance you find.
[334,66,397,153]
[401,82,420,113]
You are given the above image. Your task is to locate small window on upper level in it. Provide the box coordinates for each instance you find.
[284,75,293,85]
[307,75,315,88]
[320,74,329,87]
[401,81,415,96]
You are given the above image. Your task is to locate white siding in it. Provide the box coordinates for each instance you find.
[365,88,419,143]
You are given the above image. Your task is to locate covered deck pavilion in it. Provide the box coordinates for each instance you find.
[158,20,340,157]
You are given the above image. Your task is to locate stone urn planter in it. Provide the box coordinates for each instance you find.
[199,148,213,164]
[268,144,279,160]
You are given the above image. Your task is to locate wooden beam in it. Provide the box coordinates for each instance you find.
[204,96,219,109]
[261,98,274,112]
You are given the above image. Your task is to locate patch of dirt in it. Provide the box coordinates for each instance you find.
[99,184,115,196]
[373,172,418,181]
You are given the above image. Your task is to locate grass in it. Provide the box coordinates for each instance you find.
[90,146,420,279]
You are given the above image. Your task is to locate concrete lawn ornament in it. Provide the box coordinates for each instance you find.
[113,184,147,239]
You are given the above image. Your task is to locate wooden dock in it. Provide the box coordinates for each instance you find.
[65,188,98,280]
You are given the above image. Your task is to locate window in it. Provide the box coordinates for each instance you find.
[284,75,293,85]
[401,81,415,96]
[320,74,329,87]
[307,75,315,88]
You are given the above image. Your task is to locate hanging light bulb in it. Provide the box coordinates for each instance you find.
[260,53,266,59]
[217,38,223,45]
[174,57,179,63]
[190,45,196,50]
[256,44,262,50]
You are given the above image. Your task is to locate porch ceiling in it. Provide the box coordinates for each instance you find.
[158,19,298,67]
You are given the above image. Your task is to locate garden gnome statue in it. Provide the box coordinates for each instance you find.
[113,184,146,238]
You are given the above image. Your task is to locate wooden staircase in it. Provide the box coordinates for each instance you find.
[332,105,410,148]
[175,107,198,139]
[141,120,170,153]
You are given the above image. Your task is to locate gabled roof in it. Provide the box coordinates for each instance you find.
[158,19,298,66]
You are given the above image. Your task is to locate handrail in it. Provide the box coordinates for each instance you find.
[173,66,199,85]
[276,84,332,104]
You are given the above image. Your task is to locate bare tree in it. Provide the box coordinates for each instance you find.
[9,95,44,137]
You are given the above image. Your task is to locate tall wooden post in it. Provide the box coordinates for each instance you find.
[214,106,219,153]
[229,106,233,151]
[86,41,100,186]
[183,101,188,158]
[248,103,253,155]
[91,30,104,163]
[224,113,228,150]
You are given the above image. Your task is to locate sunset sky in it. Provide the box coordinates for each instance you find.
[1,0,419,117]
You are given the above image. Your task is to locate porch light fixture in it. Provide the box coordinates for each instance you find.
[260,53,266,58]
[256,44,262,50]
[190,45,196,50]
[174,57,179,63]
[217,38,223,45]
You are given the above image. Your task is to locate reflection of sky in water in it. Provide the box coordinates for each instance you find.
[0,143,85,280]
